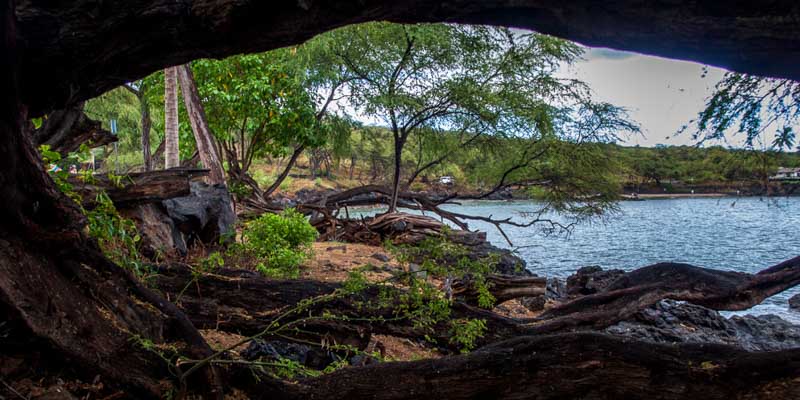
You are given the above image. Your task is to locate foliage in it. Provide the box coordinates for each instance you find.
[190,54,321,186]
[448,318,487,353]
[40,145,149,279]
[388,231,499,309]
[306,22,637,212]
[86,192,148,277]
[686,72,800,150]
[236,208,318,278]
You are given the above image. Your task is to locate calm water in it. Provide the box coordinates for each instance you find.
[360,197,800,323]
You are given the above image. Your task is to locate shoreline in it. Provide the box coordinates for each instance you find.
[621,192,731,200]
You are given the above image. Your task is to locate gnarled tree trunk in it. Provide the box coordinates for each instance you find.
[176,64,226,186]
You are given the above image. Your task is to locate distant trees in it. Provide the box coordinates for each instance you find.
[684,72,800,192]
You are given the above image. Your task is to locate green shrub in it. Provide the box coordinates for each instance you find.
[240,208,318,278]
[448,318,487,353]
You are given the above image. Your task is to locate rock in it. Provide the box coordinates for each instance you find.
[789,293,800,310]
[163,182,235,247]
[545,277,567,301]
[519,295,545,311]
[242,340,335,370]
[371,253,390,262]
[294,188,338,204]
[566,265,625,296]
[607,299,800,351]
[408,263,427,279]
[483,187,514,201]
[119,203,186,257]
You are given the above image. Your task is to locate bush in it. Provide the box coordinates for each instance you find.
[240,208,318,278]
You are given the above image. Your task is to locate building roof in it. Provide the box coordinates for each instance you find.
[776,167,800,173]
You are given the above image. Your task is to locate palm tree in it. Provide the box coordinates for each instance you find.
[772,127,796,152]
[164,67,180,168]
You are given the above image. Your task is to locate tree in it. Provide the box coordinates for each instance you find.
[689,73,800,149]
[176,64,226,185]
[164,66,180,169]
[318,23,636,214]
[122,81,154,171]
[190,54,321,198]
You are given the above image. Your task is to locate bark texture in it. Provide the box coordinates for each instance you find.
[68,168,208,207]
[176,64,226,186]
[528,257,800,334]
[274,333,800,400]
[164,66,180,169]
[32,101,117,155]
[14,0,800,116]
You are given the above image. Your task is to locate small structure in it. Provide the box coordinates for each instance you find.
[770,167,800,180]
[438,175,454,185]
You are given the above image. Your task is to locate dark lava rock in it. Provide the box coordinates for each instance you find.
[546,277,567,301]
[163,182,235,247]
[371,253,390,262]
[566,265,625,296]
[789,293,800,310]
[293,187,340,204]
[483,187,514,201]
[242,340,335,370]
[606,299,800,351]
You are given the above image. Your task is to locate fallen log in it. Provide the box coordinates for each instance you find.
[266,332,800,400]
[530,257,800,333]
[68,168,209,207]
[153,265,522,350]
[452,273,547,305]
[32,102,117,155]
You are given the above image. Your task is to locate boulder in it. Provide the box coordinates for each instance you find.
[566,265,625,296]
[607,299,800,351]
[163,182,235,247]
[790,293,800,310]
[242,339,335,370]
[119,203,186,257]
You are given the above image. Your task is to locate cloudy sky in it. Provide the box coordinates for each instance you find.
[564,47,729,147]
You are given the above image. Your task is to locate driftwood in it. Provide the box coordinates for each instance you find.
[527,257,800,333]
[307,211,449,244]
[266,333,800,400]
[68,168,209,207]
[452,273,547,305]
[32,101,117,155]
[150,262,800,399]
[153,265,521,350]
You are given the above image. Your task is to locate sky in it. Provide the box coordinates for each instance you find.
[562,47,729,147]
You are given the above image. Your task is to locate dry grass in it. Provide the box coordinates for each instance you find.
[301,242,400,283]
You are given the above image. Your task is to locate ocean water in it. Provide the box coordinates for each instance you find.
[357,197,800,323]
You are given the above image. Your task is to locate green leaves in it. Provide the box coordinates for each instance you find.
[690,72,800,150]
[238,208,318,278]
[191,54,319,152]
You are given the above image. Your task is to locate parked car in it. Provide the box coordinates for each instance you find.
[438,175,454,185]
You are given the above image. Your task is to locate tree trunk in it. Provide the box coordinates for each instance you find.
[273,333,800,400]
[176,64,226,185]
[263,144,304,198]
[140,94,153,171]
[32,101,117,156]
[0,7,220,398]
[164,66,180,169]
[388,133,405,213]
[68,168,208,207]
